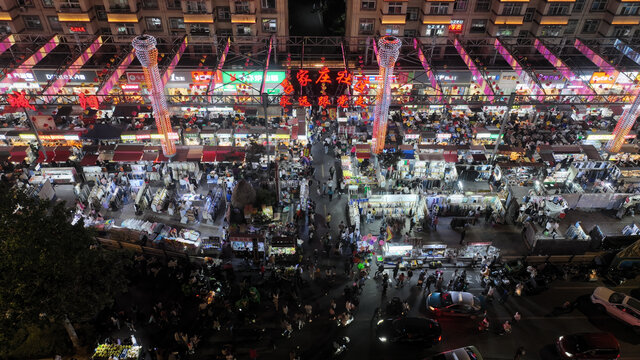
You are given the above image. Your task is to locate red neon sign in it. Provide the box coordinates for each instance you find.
[318,95,331,107]
[77,92,99,110]
[298,96,311,107]
[8,91,35,110]
[69,26,86,33]
[280,78,294,95]
[279,95,292,108]
[337,95,349,108]
[316,67,332,84]
[449,20,463,34]
[336,70,353,86]
[296,70,311,87]
[353,77,370,94]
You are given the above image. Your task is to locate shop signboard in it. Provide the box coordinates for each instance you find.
[6,71,35,82]
[33,70,97,84]
[589,71,618,84]
[121,83,140,92]
[221,71,286,84]
[126,72,145,84]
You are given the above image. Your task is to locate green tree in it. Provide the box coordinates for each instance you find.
[0,185,130,354]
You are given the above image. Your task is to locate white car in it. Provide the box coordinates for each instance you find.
[430,346,483,360]
[591,286,640,329]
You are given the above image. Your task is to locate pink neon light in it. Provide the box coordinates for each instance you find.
[0,35,15,56]
[207,39,230,96]
[534,39,594,97]
[574,39,618,79]
[3,35,60,82]
[494,39,545,100]
[97,50,136,100]
[44,36,103,96]
[413,38,444,103]
[454,38,494,102]
[161,37,188,85]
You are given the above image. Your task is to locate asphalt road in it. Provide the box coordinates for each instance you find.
[336,269,640,360]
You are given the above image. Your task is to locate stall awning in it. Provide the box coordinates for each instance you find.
[173,149,189,162]
[141,151,158,162]
[112,151,142,162]
[37,147,57,163]
[540,152,556,164]
[581,145,602,161]
[356,152,371,159]
[418,153,445,162]
[444,152,458,163]
[186,146,203,161]
[80,153,99,166]
[201,152,218,163]
[9,145,28,163]
[472,153,487,162]
[82,123,124,140]
[52,147,71,162]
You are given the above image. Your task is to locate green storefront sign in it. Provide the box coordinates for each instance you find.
[222,71,286,84]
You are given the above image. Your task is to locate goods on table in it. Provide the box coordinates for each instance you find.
[92,344,141,360]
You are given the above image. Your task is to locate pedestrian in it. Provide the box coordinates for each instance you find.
[392,263,399,279]
[514,347,526,360]
[328,187,333,201]
[459,228,466,245]
[407,269,413,284]
[502,320,512,334]
[326,213,332,228]
[397,273,405,287]
[513,311,521,322]
[432,216,438,231]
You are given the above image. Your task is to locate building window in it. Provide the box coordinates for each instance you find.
[358,18,374,34]
[169,17,185,29]
[541,25,562,36]
[565,19,578,34]
[236,25,251,36]
[385,25,400,35]
[590,0,606,12]
[146,17,162,31]
[430,2,449,15]
[475,0,490,12]
[117,24,136,35]
[236,24,251,35]
[572,0,585,12]
[361,0,376,10]
[41,0,54,8]
[47,16,61,31]
[262,18,276,32]
[614,25,631,37]
[582,19,599,33]
[261,0,275,10]
[470,19,487,33]
[191,24,210,35]
[17,0,33,7]
[186,1,207,13]
[501,3,522,16]
[387,2,403,14]
[621,3,640,15]
[404,29,417,37]
[59,0,79,9]
[166,0,180,10]
[218,28,233,38]
[23,15,42,30]
[95,5,107,20]
[548,3,569,15]
[454,0,468,12]
[234,1,250,14]
[142,0,158,9]
[496,25,516,36]
[0,22,10,34]
[524,8,534,22]
[217,7,231,21]
[426,24,445,36]
[406,7,419,21]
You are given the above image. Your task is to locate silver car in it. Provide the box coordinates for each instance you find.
[430,346,483,360]
[591,286,640,330]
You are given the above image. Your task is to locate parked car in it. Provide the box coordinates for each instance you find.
[556,333,620,359]
[591,286,640,330]
[426,291,484,317]
[430,346,483,360]
[376,317,441,345]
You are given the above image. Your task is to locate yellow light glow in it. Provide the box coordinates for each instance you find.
[0,12,12,21]
[493,16,524,25]
[231,14,256,24]
[183,14,214,24]
[540,17,569,25]
[612,18,640,25]
[381,15,406,25]
[58,13,91,22]
[107,14,139,23]
[422,16,452,24]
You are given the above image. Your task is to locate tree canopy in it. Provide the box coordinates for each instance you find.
[0,184,130,353]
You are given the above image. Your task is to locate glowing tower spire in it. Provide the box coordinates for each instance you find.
[371,36,401,154]
[132,35,176,157]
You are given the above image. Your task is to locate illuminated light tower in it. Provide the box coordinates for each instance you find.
[372,36,401,154]
[132,35,176,157]
[606,94,640,153]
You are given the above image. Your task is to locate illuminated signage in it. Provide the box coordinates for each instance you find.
[169,73,186,82]
[221,71,286,84]
[121,83,140,92]
[587,134,636,140]
[449,20,463,33]
[589,71,618,84]
[7,72,35,82]
[19,133,36,140]
[437,133,452,139]
[191,71,216,82]
[33,70,97,84]
[39,134,80,141]
[69,26,86,33]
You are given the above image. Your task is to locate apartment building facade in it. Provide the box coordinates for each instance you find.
[0,0,288,39]
[345,0,640,47]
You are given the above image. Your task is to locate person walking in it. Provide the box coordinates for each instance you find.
[396,272,405,288]
[514,347,526,360]
[392,262,399,279]
[432,216,438,231]
[459,228,466,245]
[326,214,332,229]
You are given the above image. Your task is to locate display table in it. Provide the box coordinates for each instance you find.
[92,344,141,360]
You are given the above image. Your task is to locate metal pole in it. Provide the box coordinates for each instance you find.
[491,92,516,164]
[25,108,46,162]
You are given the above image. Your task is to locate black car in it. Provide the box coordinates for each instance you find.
[376,317,442,345]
